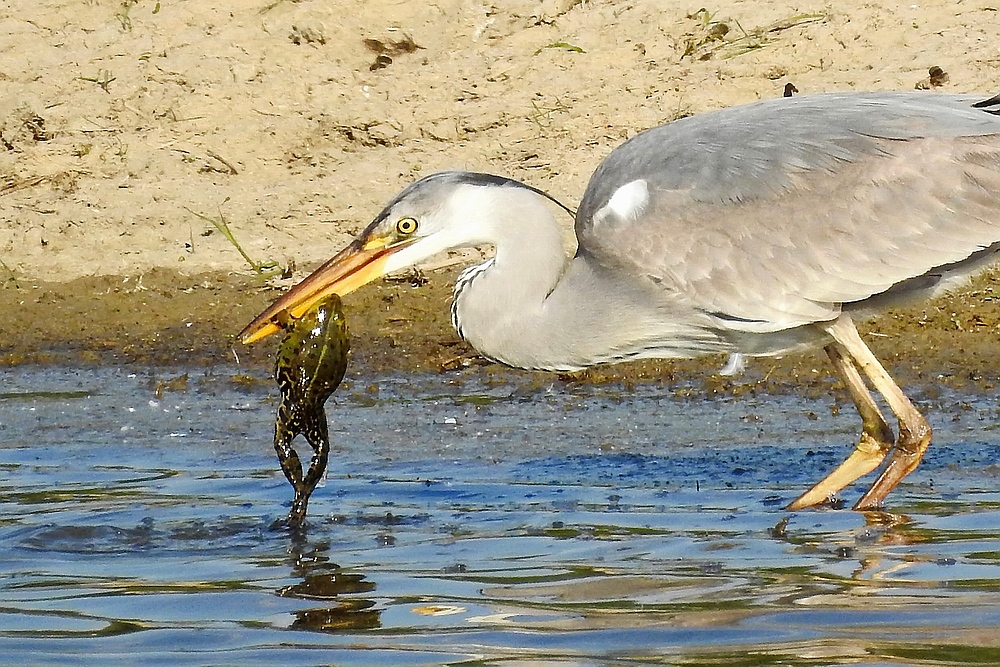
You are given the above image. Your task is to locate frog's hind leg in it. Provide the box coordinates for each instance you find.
[274,407,305,490]
[301,410,330,494]
[288,410,331,527]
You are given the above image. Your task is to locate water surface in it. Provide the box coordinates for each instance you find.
[3,366,1000,665]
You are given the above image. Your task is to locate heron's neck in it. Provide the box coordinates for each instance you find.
[452,186,648,371]
[450,186,573,369]
[450,185,727,370]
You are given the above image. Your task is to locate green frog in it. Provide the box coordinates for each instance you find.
[273,293,350,528]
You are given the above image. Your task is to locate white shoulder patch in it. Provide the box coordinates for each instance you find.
[594,179,650,225]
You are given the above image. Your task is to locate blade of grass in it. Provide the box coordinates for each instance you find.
[184,199,279,275]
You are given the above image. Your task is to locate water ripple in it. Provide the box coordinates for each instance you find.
[3,367,1000,665]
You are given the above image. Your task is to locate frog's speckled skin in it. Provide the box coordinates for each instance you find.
[273,293,349,528]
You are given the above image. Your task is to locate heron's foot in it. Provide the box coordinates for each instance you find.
[854,420,932,510]
[787,431,893,510]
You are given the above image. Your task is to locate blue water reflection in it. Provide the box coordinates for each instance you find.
[2,366,1000,665]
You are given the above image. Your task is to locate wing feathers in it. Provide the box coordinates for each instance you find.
[581,130,1000,332]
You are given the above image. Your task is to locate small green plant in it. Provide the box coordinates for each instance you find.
[112,136,128,161]
[117,0,138,31]
[259,0,289,14]
[79,70,116,93]
[185,198,281,276]
[529,96,571,130]
[681,10,825,60]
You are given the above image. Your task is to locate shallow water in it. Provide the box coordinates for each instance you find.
[3,366,1000,666]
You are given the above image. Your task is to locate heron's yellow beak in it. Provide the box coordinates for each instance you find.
[238,237,405,344]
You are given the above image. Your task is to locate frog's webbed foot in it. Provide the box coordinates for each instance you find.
[286,496,309,529]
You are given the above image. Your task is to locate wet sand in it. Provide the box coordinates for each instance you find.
[4,265,1000,403]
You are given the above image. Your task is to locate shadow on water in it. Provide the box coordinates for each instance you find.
[3,367,1000,664]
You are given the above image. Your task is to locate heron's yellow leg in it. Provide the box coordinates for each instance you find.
[787,342,895,510]
[822,316,932,510]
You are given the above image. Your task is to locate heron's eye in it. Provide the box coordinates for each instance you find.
[396,217,418,235]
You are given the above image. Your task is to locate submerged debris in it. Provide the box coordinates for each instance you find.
[272,293,350,528]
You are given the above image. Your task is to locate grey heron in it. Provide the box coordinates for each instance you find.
[240,91,1000,510]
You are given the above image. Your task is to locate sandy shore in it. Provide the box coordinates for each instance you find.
[2,0,1000,391]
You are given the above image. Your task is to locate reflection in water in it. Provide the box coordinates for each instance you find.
[852,510,921,581]
[279,531,381,632]
[6,367,1000,664]
[771,510,925,582]
[290,602,380,633]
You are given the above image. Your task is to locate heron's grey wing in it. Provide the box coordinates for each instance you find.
[576,92,1000,332]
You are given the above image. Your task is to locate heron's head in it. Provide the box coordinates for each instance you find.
[239,171,547,344]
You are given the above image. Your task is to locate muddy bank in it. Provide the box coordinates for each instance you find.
[3,0,1000,401]
[4,266,1000,401]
